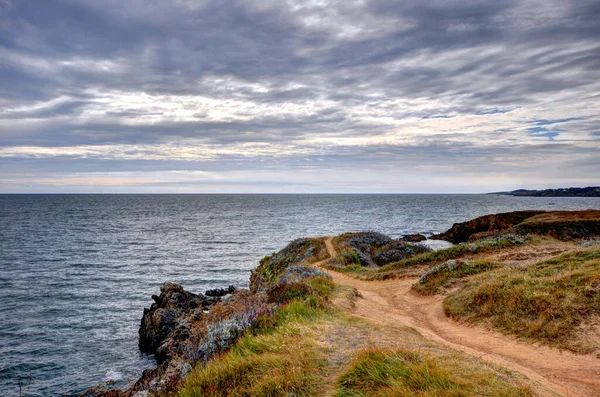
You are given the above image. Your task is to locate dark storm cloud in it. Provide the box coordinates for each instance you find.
[0,0,599,191]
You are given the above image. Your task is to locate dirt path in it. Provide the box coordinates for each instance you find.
[315,237,600,397]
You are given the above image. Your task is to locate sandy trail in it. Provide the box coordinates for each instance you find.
[315,237,600,397]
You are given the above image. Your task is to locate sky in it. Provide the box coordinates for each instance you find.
[1,0,599,193]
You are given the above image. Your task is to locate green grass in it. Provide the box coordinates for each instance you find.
[332,347,533,397]
[443,249,600,353]
[331,248,361,267]
[413,260,503,295]
[177,322,326,397]
[178,278,334,397]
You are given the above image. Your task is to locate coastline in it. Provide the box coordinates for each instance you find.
[86,209,600,397]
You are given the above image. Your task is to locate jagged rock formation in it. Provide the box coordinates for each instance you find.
[139,282,220,358]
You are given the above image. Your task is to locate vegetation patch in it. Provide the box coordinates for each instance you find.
[382,234,532,271]
[250,238,328,292]
[330,232,430,268]
[413,260,503,295]
[443,249,600,353]
[332,347,533,397]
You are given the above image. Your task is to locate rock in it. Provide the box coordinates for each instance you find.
[205,285,236,297]
[139,282,218,355]
[401,234,427,242]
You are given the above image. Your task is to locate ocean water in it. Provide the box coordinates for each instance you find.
[1,194,599,396]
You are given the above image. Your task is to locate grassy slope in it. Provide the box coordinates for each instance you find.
[176,281,534,396]
[444,249,600,353]
[412,260,503,295]
[333,348,532,397]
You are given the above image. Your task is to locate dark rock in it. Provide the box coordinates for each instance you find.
[401,234,427,242]
[205,285,236,297]
[139,282,218,355]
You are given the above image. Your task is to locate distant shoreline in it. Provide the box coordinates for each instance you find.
[489,186,600,197]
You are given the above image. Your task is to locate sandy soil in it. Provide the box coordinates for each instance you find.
[315,237,600,397]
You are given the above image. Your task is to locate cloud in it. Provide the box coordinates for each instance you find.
[0,0,598,191]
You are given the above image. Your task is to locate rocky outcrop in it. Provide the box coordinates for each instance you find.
[334,232,430,267]
[431,210,600,243]
[205,285,236,297]
[430,211,546,243]
[139,282,219,358]
[401,234,427,242]
[511,211,600,240]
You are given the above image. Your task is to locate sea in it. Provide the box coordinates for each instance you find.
[1,194,599,396]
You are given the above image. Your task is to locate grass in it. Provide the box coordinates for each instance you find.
[177,322,326,397]
[331,248,361,266]
[413,260,503,295]
[177,277,334,397]
[177,276,535,397]
[332,347,533,397]
[443,249,600,353]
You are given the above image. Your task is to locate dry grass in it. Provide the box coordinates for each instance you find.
[412,260,503,295]
[332,347,533,397]
[444,249,600,353]
[177,280,537,397]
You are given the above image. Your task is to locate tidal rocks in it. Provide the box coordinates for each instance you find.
[401,234,427,242]
[139,282,219,356]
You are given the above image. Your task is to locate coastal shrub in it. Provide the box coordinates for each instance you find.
[332,232,430,268]
[334,247,361,266]
[267,282,313,304]
[443,249,600,353]
[332,347,532,397]
[414,260,503,295]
